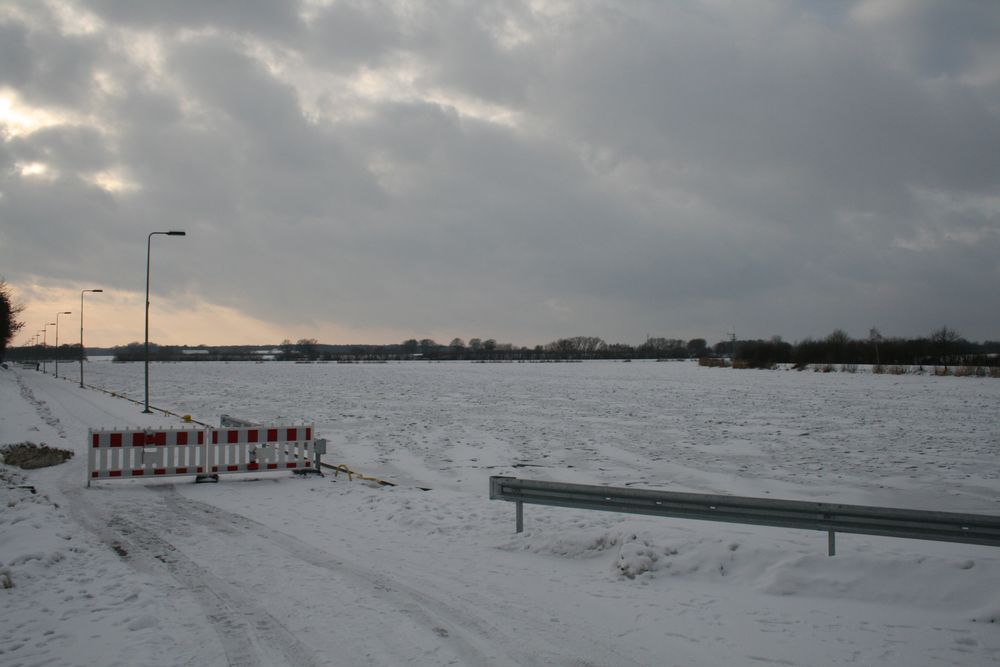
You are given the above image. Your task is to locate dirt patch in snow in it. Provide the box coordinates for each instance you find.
[0,442,74,469]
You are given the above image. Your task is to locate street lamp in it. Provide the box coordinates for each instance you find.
[80,289,104,387]
[54,311,71,379]
[41,324,55,373]
[144,230,186,413]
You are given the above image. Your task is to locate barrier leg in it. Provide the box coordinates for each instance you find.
[828,530,836,557]
[516,501,524,533]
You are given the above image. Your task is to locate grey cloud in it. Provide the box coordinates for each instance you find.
[0,175,122,282]
[305,0,402,69]
[852,0,1000,81]
[166,37,382,210]
[0,20,32,87]
[405,2,536,107]
[81,0,303,40]
[0,12,104,109]
[9,125,112,173]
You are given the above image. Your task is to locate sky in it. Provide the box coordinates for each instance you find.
[1,0,999,348]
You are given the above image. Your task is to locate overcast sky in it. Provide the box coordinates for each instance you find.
[2,0,998,348]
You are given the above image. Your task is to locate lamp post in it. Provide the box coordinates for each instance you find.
[41,324,55,373]
[54,311,71,378]
[144,230,186,413]
[80,289,104,387]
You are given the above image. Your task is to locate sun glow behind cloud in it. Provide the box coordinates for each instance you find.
[85,169,138,193]
[0,91,69,137]
[11,279,419,348]
[17,162,51,177]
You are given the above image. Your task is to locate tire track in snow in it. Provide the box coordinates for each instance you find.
[158,488,539,667]
[107,515,320,667]
[63,479,530,666]
[59,481,322,667]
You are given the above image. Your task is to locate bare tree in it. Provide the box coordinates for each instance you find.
[930,326,961,367]
[686,338,708,357]
[1,279,25,362]
[825,329,851,364]
[297,338,319,360]
[868,327,882,366]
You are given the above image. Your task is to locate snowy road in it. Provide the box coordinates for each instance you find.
[3,363,1000,666]
[4,369,645,666]
[7,371,550,666]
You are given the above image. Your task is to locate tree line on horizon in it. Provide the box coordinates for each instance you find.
[2,283,997,369]
[6,328,994,368]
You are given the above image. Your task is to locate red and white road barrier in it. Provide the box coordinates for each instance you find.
[208,425,316,475]
[87,424,317,486]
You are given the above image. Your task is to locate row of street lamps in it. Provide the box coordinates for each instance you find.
[23,230,186,413]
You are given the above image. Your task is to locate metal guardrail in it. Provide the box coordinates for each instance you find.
[489,476,1000,556]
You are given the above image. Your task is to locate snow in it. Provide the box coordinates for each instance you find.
[1,360,999,666]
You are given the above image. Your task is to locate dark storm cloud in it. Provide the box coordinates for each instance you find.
[1,0,998,344]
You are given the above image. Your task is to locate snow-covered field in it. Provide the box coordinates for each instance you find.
[2,360,999,666]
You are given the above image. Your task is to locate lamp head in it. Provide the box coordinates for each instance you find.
[167,230,186,236]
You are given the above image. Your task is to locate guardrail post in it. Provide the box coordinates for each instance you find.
[828,531,836,557]
[516,501,524,533]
